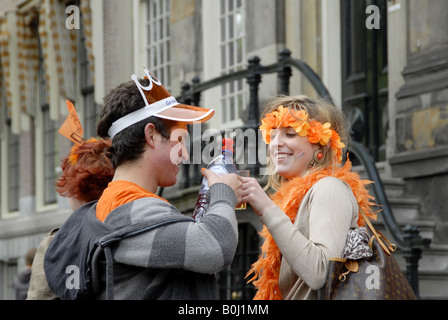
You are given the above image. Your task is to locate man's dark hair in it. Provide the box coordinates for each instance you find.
[97,78,176,168]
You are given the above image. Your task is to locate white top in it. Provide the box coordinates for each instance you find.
[260,176,359,300]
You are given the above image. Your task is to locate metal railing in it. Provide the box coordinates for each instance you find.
[176,48,430,298]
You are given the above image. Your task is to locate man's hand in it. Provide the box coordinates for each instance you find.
[201,168,243,206]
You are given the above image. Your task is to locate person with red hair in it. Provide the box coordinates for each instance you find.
[55,138,114,210]
[27,138,114,300]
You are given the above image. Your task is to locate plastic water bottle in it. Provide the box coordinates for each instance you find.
[192,138,237,221]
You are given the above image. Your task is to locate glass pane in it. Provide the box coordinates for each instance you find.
[166,41,171,61]
[229,78,234,93]
[220,0,226,14]
[238,93,244,115]
[237,38,243,63]
[146,23,152,45]
[229,15,234,39]
[220,18,226,41]
[166,17,170,37]
[235,12,243,37]
[167,65,171,87]
[221,98,227,122]
[147,0,151,19]
[230,96,235,120]
[159,18,164,40]
[152,21,157,42]
[229,42,234,66]
[156,0,163,16]
[160,43,164,64]
[152,0,157,18]
[221,45,226,69]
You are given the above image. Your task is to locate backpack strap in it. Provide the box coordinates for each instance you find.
[98,217,190,300]
[104,246,115,300]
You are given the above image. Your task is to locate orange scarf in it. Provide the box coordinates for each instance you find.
[245,160,377,300]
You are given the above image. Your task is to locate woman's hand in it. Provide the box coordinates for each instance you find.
[241,177,276,216]
[201,168,243,205]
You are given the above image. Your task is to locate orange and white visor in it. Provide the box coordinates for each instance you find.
[108,67,214,139]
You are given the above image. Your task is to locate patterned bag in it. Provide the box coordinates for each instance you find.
[319,209,417,300]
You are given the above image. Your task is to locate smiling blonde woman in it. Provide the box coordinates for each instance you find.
[242,95,377,300]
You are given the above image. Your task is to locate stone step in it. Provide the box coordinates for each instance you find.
[395,244,448,300]
[418,269,448,300]
[386,196,421,221]
[372,218,436,244]
[352,162,448,299]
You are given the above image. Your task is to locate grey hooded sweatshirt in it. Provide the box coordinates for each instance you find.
[44,183,238,300]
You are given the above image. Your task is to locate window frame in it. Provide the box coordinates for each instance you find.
[145,0,172,89]
[219,0,247,127]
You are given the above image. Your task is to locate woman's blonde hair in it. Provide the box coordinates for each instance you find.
[262,95,351,191]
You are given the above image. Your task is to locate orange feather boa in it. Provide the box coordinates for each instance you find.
[245,160,377,300]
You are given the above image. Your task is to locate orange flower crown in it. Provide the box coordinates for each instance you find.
[259,106,346,163]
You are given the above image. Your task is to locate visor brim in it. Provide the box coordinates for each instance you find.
[154,104,215,123]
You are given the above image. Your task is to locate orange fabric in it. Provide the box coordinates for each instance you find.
[245,159,378,300]
[58,100,84,145]
[96,180,169,222]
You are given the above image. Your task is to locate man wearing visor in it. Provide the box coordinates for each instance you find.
[44,68,243,300]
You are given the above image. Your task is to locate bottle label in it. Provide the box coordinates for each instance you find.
[203,165,229,189]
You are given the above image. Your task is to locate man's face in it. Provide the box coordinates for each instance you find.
[153,122,189,187]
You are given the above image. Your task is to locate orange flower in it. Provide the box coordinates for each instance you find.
[259,107,345,162]
[259,112,278,143]
[330,130,346,163]
[307,120,321,144]
[260,106,310,143]
[288,109,310,137]
[307,120,332,145]
[319,122,333,145]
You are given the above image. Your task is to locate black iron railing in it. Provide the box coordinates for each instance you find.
[176,49,430,298]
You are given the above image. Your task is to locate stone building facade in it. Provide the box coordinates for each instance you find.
[0,0,447,299]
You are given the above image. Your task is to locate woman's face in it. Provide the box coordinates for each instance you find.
[268,127,319,179]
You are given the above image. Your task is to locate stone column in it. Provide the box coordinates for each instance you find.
[391,0,448,242]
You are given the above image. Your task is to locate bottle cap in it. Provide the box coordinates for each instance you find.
[222,138,234,153]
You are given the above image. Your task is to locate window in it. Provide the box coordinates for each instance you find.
[7,124,19,213]
[79,18,98,139]
[38,40,57,206]
[341,0,388,161]
[41,105,57,206]
[219,0,246,124]
[0,85,4,217]
[1,260,17,300]
[146,0,171,88]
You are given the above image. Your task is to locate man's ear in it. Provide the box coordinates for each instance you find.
[144,123,157,148]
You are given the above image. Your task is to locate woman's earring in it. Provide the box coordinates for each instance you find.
[309,150,324,168]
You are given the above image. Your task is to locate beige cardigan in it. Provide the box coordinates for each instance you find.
[260,176,359,300]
